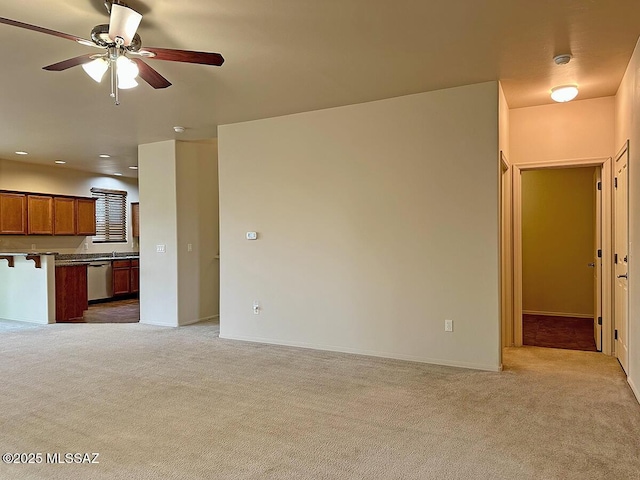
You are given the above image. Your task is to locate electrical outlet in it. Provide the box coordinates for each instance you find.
[187,243,193,252]
[445,319,453,332]
[84,242,89,250]
[31,244,36,250]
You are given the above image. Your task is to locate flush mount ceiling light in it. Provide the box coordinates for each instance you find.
[550,85,579,103]
[15,151,28,155]
[99,154,111,158]
[113,172,123,176]
[54,160,66,164]
[128,166,138,170]
[0,2,224,106]
[173,126,186,133]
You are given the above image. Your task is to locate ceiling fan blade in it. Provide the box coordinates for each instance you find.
[141,47,224,66]
[43,54,97,71]
[131,58,172,89]
[0,17,98,47]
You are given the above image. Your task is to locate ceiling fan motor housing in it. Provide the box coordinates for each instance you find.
[91,24,141,51]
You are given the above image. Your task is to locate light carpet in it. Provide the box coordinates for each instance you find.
[0,320,638,479]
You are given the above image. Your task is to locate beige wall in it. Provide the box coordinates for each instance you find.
[615,36,640,401]
[138,140,219,327]
[218,81,501,371]
[522,167,596,317]
[510,97,615,164]
[499,83,513,347]
[176,140,220,325]
[0,158,138,254]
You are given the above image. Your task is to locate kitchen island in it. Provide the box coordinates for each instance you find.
[0,252,57,324]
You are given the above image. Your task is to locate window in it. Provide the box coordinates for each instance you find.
[91,187,127,243]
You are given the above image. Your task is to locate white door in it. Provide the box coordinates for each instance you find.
[614,145,629,373]
[593,168,602,351]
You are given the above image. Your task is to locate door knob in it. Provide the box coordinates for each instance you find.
[588,263,595,267]
[617,274,628,279]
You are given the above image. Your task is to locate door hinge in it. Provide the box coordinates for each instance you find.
[615,329,618,340]
[615,177,618,188]
[597,249,602,258]
[598,317,602,326]
[615,253,618,264]
[597,181,602,190]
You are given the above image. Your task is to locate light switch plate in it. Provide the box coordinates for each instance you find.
[246,232,257,240]
[156,244,166,253]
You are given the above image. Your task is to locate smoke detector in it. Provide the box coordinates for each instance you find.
[553,54,572,65]
[173,126,186,133]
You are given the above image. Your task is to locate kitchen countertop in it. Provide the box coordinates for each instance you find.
[56,255,139,266]
[0,252,59,256]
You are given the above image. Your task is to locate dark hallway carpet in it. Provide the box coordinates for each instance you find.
[523,314,598,352]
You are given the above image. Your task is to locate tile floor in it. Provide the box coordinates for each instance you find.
[83,298,140,323]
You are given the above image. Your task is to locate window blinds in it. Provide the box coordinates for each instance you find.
[91,187,127,243]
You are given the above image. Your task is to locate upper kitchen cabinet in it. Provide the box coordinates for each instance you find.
[76,198,97,236]
[0,190,96,236]
[131,202,139,237]
[0,192,27,234]
[54,197,76,235]
[28,195,54,235]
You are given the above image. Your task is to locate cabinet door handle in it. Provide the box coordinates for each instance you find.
[617,274,628,279]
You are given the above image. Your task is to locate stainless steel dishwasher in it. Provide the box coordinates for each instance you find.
[87,261,113,301]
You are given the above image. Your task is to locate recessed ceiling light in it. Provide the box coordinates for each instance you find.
[99,154,111,158]
[54,160,66,164]
[113,173,123,176]
[15,151,28,155]
[128,166,138,170]
[550,85,579,103]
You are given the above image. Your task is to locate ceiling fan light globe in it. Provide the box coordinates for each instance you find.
[108,4,142,47]
[82,58,109,83]
[116,55,139,79]
[117,77,138,90]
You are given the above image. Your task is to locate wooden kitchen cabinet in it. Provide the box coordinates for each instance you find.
[55,264,88,322]
[130,259,139,293]
[76,198,97,236]
[54,197,76,235]
[0,192,27,234]
[0,189,95,237]
[112,259,132,295]
[28,195,54,235]
[131,202,139,237]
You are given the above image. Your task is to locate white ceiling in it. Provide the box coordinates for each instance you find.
[1,0,639,178]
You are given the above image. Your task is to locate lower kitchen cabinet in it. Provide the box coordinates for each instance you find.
[112,260,132,296]
[130,259,139,293]
[55,264,88,322]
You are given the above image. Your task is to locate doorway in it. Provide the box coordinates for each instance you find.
[520,166,598,351]
[511,157,613,354]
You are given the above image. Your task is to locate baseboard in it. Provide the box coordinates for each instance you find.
[0,317,50,325]
[219,333,501,372]
[179,315,218,326]
[628,377,640,405]
[523,310,593,319]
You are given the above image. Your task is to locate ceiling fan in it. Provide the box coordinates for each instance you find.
[0,1,224,105]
